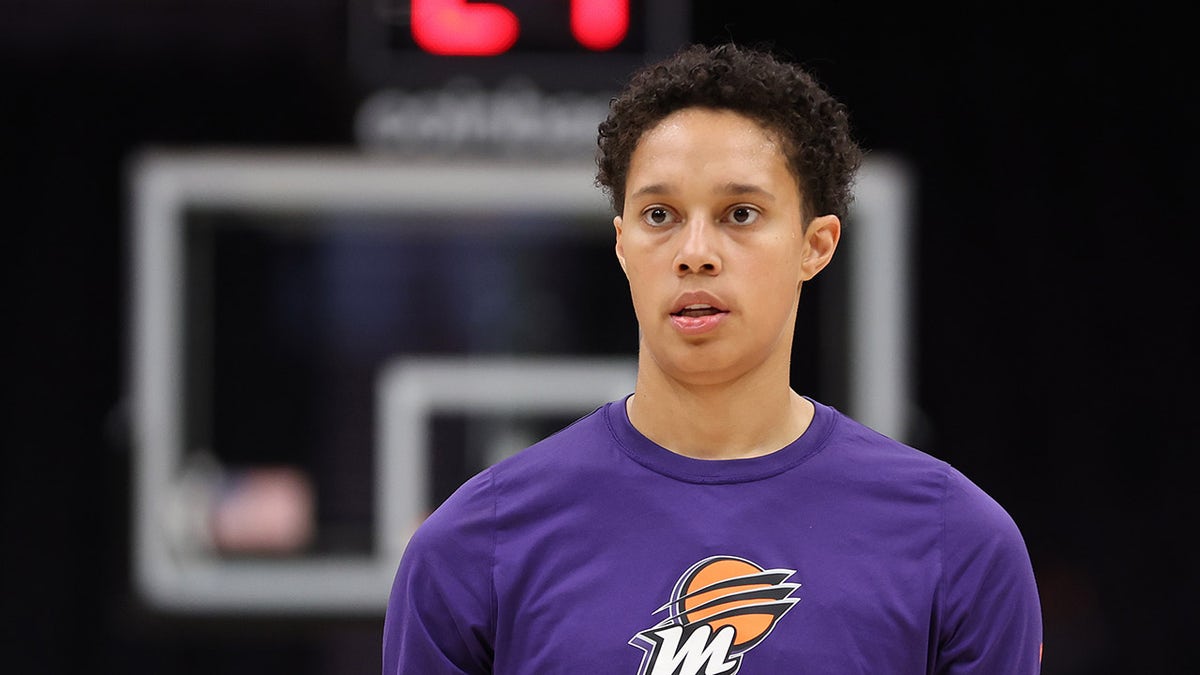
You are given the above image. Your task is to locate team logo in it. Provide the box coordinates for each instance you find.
[630,555,801,675]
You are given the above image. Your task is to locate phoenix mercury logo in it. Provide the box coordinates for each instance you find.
[629,555,801,675]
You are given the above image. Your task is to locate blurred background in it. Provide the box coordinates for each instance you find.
[3,1,1196,673]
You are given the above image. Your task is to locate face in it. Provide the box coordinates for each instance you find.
[614,107,840,387]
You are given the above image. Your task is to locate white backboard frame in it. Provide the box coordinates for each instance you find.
[127,150,914,614]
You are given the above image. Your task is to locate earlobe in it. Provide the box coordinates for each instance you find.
[800,215,841,281]
[613,215,627,274]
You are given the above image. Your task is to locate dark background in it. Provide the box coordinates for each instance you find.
[3,1,1196,673]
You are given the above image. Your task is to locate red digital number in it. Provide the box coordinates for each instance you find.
[571,0,629,51]
[411,0,630,56]
[411,0,520,56]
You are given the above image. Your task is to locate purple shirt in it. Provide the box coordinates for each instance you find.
[384,398,1043,674]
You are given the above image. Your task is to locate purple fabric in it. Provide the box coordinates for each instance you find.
[384,397,1043,674]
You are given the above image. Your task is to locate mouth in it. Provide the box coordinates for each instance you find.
[668,294,730,335]
[671,304,726,318]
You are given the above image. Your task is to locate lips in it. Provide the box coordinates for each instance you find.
[669,292,729,335]
[670,291,729,317]
[673,304,722,318]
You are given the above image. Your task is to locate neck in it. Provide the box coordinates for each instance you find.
[626,354,814,460]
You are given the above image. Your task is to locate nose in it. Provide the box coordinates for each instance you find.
[673,217,722,275]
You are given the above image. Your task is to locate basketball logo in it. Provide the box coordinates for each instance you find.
[630,555,801,675]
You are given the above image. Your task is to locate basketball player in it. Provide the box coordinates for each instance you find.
[384,43,1043,674]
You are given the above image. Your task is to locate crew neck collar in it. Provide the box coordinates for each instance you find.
[604,394,837,484]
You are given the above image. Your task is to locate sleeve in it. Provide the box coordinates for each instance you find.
[382,469,497,675]
[933,467,1044,674]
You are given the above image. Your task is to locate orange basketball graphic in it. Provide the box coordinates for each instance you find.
[661,555,800,652]
[631,556,800,675]
[679,557,781,648]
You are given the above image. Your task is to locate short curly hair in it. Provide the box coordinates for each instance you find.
[596,42,863,222]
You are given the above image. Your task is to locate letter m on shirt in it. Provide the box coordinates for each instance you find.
[631,623,741,675]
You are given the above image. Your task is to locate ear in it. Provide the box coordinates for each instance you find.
[799,214,840,281]
[613,215,628,275]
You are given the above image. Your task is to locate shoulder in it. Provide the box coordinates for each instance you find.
[415,400,618,536]
[936,462,1036,600]
[816,404,956,496]
[482,400,620,487]
[818,403,1027,542]
[816,407,1042,669]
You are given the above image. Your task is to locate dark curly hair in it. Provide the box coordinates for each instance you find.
[596,42,863,222]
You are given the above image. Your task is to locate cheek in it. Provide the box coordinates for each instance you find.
[619,241,658,283]
[746,246,804,286]
[785,243,809,286]
[746,259,805,320]
[621,261,650,305]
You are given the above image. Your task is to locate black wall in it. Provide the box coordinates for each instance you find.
[4,2,1196,673]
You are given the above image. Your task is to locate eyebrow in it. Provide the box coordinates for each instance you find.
[627,183,672,201]
[720,182,775,201]
[627,182,776,201]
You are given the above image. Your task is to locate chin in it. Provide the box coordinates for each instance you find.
[658,355,748,387]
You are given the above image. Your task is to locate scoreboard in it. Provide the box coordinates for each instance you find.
[348,0,691,91]
[409,0,632,55]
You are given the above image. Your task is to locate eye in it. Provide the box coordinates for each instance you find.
[725,205,760,225]
[641,206,677,227]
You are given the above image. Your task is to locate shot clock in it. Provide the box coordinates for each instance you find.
[348,0,690,91]
[410,0,631,55]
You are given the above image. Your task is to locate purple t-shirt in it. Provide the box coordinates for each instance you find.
[384,398,1043,674]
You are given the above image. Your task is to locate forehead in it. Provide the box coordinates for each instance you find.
[627,108,797,195]
[638,107,781,153]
